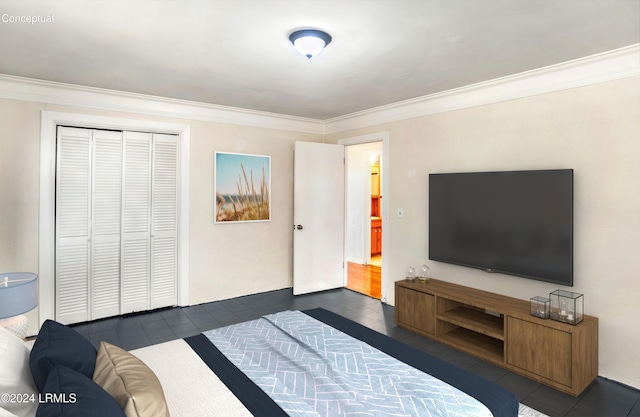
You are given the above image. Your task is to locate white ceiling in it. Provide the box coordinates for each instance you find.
[0,0,638,120]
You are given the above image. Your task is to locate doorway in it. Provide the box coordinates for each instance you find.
[345,141,383,299]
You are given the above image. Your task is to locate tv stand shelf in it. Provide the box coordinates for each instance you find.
[437,306,504,340]
[395,279,598,396]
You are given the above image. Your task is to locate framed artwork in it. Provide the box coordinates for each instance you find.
[214,152,271,223]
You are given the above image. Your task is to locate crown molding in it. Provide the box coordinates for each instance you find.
[1,44,638,136]
[0,75,325,134]
[323,44,640,134]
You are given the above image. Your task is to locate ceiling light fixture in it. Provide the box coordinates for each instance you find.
[289,29,332,59]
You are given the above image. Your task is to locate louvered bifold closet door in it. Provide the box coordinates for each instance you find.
[150,134,178,309]
[91,130,123,320]
[56,128,178,323]
[121,132,152,314]
[56,127,92,324]
[56,127,123,324]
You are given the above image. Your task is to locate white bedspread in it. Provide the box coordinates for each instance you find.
[131,339,252,417]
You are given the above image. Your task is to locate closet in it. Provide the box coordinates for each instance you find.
[55,127,178,324]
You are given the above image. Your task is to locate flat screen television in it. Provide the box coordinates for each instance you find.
[429,169,573,286]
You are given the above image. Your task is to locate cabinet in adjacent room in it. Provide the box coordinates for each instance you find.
[370,164,380,196]
[371,218,382,255]
[369,163,382,255]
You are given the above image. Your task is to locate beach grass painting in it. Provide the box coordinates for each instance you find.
[215,152,271,223]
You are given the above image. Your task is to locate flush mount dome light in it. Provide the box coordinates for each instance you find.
[289,29,332,59]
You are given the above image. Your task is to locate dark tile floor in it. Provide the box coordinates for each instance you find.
[71,287,640,417]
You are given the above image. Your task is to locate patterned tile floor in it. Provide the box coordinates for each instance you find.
[71,287,640,417]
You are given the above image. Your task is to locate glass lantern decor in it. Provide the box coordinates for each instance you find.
[417,264,430,283]
[549,290,584,325]
[405,266,416,282]
[530,296,550,319]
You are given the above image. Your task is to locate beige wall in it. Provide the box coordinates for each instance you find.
[326,76,640,389]
[188,120,322,303]
[0,99,322,333]
[0,99,43,334]
[1,75,638,389]
[0,99,41,273]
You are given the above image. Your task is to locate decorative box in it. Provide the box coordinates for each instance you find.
[549,290,583,325]
[530,296,550,319]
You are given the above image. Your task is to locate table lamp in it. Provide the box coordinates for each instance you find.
[0,272,38,339]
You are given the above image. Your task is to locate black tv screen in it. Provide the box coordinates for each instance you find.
[429,169,573,286]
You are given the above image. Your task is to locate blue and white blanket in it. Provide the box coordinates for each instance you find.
[203,310,492,417]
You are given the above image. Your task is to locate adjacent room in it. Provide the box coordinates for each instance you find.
[1,1,639,417]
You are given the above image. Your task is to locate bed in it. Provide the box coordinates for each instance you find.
[1,308,520,417]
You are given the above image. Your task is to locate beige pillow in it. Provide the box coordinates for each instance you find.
[93,341,170,417]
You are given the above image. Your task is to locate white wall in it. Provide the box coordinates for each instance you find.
[326,76,640,390]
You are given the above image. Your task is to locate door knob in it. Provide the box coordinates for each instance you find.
[296,225,303,230]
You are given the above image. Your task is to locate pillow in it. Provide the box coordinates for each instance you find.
[0,326,38,417]
[35,366,125,417]
[93,342,169,417]
[29,320,97,392]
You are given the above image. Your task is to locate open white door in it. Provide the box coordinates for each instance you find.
[293,142,345,295]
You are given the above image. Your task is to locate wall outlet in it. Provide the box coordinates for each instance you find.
[397,208,404,218]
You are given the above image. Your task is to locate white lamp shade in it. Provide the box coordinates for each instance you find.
[0,272,38,319]
[289,29,332,59]
[293,36,327,59]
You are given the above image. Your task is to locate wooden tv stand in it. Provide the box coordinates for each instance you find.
[395,279,598,396]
